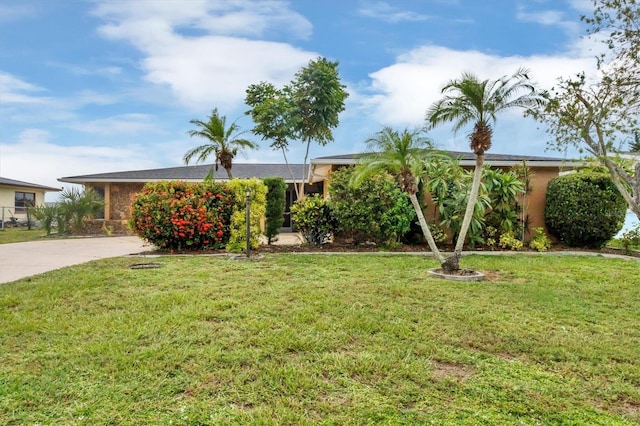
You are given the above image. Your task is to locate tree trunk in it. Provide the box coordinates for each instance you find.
[225,167,233,180]
[408,193,446,264]
[451,154,485,262]
[603,157,640,220]
[300,141,312,200]
[281,147,300,199]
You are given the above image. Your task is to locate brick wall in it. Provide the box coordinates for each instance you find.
[109,183,145,220]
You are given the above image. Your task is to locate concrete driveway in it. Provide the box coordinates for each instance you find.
[0,236,149,284]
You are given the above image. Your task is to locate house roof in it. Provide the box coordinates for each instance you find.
[312,151,577,167]
[59,163,307,184]
[0,177,61,192]
[308,151,582,183]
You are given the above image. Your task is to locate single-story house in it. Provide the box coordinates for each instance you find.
[58,152,579,234]
[59,163,322,231]
[0,177,61,228]
[309,151,579,231]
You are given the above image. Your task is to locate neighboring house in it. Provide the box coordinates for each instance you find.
[59,152,579,235]
[59,163,322,230]
[309,151,580,232]
[0,177,61,227]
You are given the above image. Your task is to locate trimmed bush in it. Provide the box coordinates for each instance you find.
[227,178,267,253]
[329,167,415,245]
[291,194,335,245]
[545,173,626,248]
[263,177,287,244]
[129,181,235,250]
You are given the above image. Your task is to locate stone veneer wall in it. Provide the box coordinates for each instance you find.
[109,183,145,220]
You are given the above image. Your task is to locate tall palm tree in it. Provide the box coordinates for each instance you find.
[426,68,542,271]
[352,127,448,265]
[184,108,258,179]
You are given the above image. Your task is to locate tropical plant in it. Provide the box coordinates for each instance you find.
[129,181,235,250]
[483,168,525,236]
[29,204,59,235]
[184,108,258,179]
[545,173,627,248]
[426,68,542,271]
[351,127,448,264]
[329,166,414,245]
[57,187,104,234]
[291,194,335,246]
[511,161,534,241]
[263,177,287,245]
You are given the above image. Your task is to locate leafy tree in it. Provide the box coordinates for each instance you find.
[263,177,287,245]
[529,1,640,220]
[59,187,104,234]
[291,57,349,190]
[528,73,640,219]
[245,57,348,197]
[351,127,448,265]
[426,69,542,271]
[245,83,300,197]
[184,108,258,179]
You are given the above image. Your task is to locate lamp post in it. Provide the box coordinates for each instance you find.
[245,187,251,259]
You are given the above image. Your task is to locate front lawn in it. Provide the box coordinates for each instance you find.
[0,227,49,244]
[1,254,638,424]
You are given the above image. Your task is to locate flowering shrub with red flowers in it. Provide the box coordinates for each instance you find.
[129,181,235,250]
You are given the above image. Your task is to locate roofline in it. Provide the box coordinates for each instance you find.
[58,177,303,184]
[0,182,61,191]
[310,158,584,168]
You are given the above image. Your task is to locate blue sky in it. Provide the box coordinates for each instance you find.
[0,0,600,192]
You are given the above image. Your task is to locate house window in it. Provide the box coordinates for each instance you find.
[15,192,35,213]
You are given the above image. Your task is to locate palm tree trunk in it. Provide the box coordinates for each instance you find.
[225,168,233,180]
[443,154,484,271]
[409,193,446,264]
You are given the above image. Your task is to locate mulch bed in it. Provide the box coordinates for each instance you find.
[144,241,640,259]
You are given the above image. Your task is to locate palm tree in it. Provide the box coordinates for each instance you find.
[184,108,258,179]
[352,127,448,265]
[426,68,542,271]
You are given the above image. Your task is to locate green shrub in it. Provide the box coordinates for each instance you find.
[50,187,105,235]
[129,181,235,250]
[499,231,523,250]
[329,167,414,244]
[545,173,626,248]
[263,177,287,244]
[291,194,335,245]
[227,179,267,253]
[529,227,552,252]
[618,223,640,253]
[30,204,58,235]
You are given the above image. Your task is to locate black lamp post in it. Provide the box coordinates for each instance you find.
[245,187,251,259]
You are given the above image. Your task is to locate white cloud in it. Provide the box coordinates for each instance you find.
[0,72,52,105]
[0,129,158,200]
[365,45,596,127]
[358,1,432,23]
[516,5,580,33]
[92,0,317,110]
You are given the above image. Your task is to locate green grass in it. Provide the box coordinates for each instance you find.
[1,254,639,424]
[0,227,49,244]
